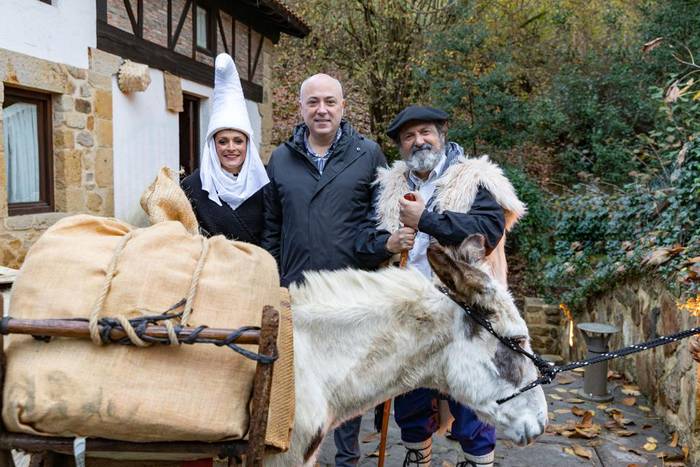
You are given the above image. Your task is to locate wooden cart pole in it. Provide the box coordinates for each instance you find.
[242,306,279,467]
[378,192,417,467]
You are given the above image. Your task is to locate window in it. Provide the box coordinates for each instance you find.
[195,5,212,52]
[2,88,53,215]
[179,94,200,177]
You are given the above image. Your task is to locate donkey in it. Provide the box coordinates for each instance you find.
[266,235,548,466]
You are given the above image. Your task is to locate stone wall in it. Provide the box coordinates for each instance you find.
[560,279,699,466]
[523,297,563,359]
[0,47,115,268]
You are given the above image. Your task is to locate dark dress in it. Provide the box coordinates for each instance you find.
[181,169,264,245]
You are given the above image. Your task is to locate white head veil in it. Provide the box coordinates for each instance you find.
[199,53,269,210]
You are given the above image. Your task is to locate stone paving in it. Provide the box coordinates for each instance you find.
[316,369,687,466]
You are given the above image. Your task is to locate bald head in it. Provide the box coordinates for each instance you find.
[299,73,346,140]
[299,73,344,103]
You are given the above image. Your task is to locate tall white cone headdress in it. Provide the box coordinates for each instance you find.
[199,53,269,210]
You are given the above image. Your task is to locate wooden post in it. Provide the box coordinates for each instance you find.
[0,298,10,467]
[243,306,279,467]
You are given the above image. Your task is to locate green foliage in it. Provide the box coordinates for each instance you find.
[502,164,554,291]
[537,90,700,308]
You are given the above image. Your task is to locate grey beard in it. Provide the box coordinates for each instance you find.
[406,149,444,173]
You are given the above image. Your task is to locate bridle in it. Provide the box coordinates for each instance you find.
[437,285,700,405]
[436,286,556,404]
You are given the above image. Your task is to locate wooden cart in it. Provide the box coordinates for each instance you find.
[0,302,280,467]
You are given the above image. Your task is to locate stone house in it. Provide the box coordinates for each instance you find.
[0,0,308,268]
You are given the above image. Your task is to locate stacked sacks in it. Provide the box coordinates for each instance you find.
[2,215,294,450]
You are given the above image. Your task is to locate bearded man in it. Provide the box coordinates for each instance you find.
[359,106,526,467]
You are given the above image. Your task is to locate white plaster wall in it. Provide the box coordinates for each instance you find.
[113,69,178,227]
[0,0,95,69]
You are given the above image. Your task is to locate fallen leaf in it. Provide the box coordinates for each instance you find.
[550,394,563,401]
[572,444,593,459]
[566,398,585,404]
[642,424,652,429]
[622,385,642,396]
[556,374,576,384]
[580,411,594,427]
[670,431,679,448]
[643,442,657,451]
[638,406,651,412]
[554,409,571,414]
[442,462,454,467]
[597,404,608,410]
[642,37,663,53]
[647,436,658,443]
[622,397,637,406]
[572,406,586,416]
[615,430,637,437]
[555,388,568,393]
[574,426,600,439]
[367,450,380,458]
[573,368,585,374]
[563,447,575,456]
[361,432,379,443]
[665,81,681,104]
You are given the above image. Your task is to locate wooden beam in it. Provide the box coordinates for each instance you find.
[97,21,263,102]
[247,24,251,80]
[250,33,264,84]
[123,0,139,36]
[167,0,172,47]
[0,433,248,459]
[217,11,228,54]
[137,0,143,38]
[96,0,107,22]
[170,0,193,50]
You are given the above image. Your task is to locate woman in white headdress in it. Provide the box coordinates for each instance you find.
[181,53,269,245]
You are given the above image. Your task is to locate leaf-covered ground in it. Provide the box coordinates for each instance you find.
[315,370,688,466]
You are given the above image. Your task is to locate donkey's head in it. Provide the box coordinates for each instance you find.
[427,235,547,446]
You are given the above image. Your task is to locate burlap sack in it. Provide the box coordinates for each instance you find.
[139,167,198,234]
[2,215,294,450]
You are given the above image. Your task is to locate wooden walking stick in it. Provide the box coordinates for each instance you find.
[377,193,416,467]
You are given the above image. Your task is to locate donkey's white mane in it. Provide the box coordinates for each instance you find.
[291,266,438,318]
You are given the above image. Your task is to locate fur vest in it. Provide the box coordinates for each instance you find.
[374,154,526,285]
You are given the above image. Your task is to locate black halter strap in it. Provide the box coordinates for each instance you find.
[437,285,700,404]
[436,286,558,404]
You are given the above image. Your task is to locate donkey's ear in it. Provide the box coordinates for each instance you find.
[457,234,486,265]
[427,243,461,291]
[428,243,488,296]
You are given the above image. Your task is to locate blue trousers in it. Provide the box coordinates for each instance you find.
[394,388,496,456]
[333,415,362,466]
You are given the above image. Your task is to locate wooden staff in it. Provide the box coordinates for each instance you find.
[378,192,416,467]
[0,318,261,345]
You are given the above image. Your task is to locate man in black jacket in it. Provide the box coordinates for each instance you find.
[262,74,410,466]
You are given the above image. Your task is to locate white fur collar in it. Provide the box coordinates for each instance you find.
[374,155,526,232]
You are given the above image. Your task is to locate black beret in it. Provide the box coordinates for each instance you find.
[386,105,449,140]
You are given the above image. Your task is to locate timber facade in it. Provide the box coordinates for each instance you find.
[0,0,308,268]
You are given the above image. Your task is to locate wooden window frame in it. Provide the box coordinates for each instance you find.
[2,87,54,216]
[193,2,214,56]
[179,93,201,177]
